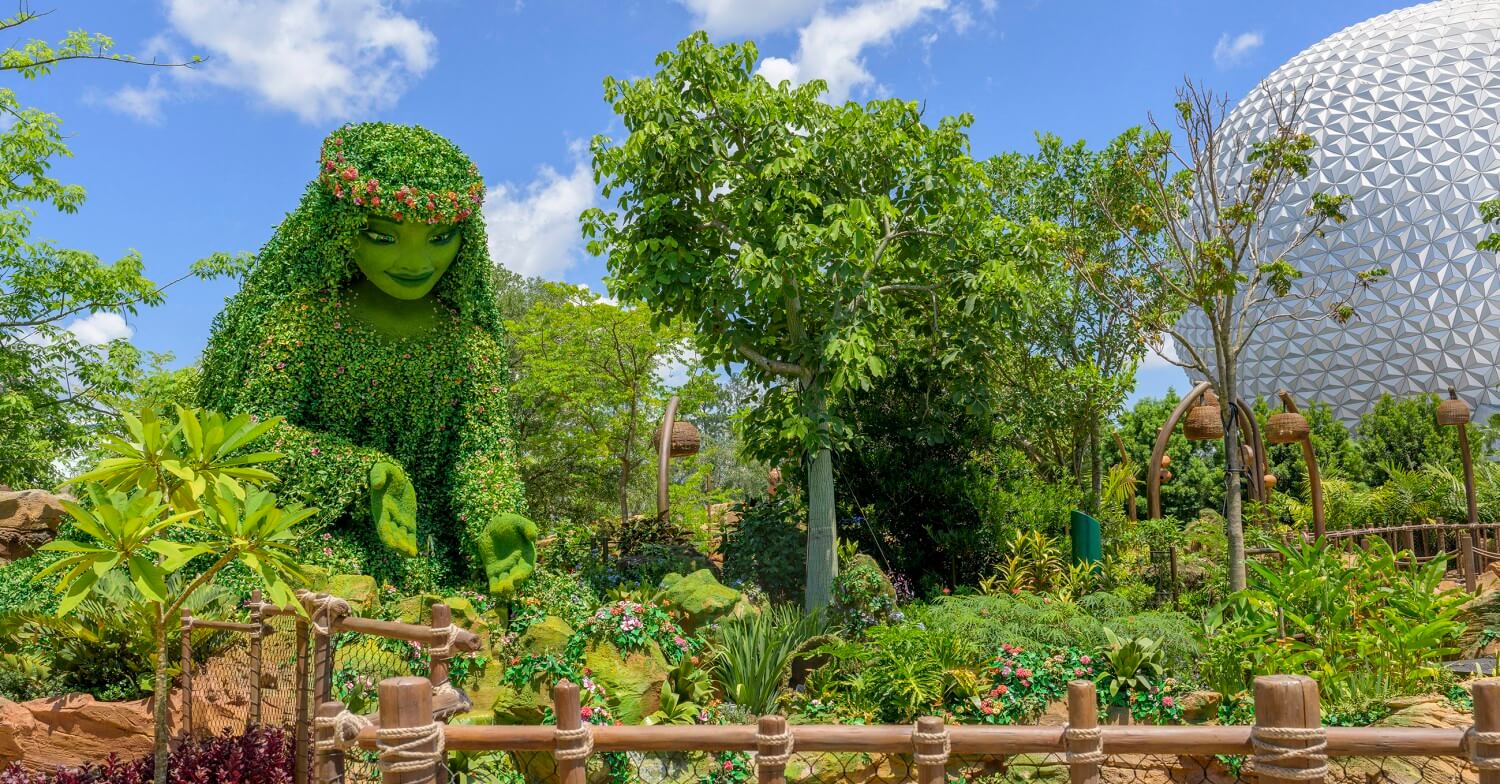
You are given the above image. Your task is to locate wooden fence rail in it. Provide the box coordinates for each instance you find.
[318,674,1500,784]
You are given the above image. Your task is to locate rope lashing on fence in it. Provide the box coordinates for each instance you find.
[1463,726,1500,770]
[1063,725,1105,765]
[376,721,446,780]
[309,594,352,637]
[427,624,462,659]
[554,725,594,760]
[1249,725,1329,780]
[314,709,373,751]
[910,724,950,766]
[755,728,795,768]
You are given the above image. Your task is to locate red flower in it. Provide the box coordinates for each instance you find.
[370,195,381,206]
[366,179,379,193]
[341,166,358,180]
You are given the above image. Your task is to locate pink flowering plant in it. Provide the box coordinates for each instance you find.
[963,643,1096,725]
[567,600,701,664]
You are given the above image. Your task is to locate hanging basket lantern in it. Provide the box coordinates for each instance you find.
[1160,454,1172,469]
[1266,411,1310,445]
[653,420,701,458]
[1263,474,1278,490]
[1160,469,1173,483]
[1184,391,1224,441]
[1437,396,1471,426]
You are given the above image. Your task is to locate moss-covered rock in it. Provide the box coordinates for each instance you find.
[325,574,379,613]
[516,616,573,656]
[657,569,743,631]
[581,639,669,724]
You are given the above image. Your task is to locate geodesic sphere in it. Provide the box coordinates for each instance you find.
[1175,0,1500,423]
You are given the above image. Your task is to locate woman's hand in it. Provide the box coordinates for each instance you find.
[369,461,418,556]
[476,512,538,596]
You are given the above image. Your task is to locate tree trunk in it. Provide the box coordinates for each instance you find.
[805,444,837,610]
[621,391,638,526]
[1220,388,1247,592]
[153,619,171,784]
[1089,418,1102,514]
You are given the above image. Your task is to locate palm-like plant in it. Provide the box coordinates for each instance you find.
[711,605,828,714]
[1096,627,1165,705]
[34,405,313,784]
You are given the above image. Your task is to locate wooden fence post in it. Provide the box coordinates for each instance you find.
[1462,531,1477,593]
[1253,675,1325,784]
[180,609,193,739]
[1472,678,1500,784]
[378,676,439,784]
[912,715,948,784]
[249,590,265,727]
[1066,680,1102,784]
[429,603,452,784]
[756,714,791,784]
[294,612,311,784]
[1400,529,1415,571]
[552,680,590,784]
[314,700,345,784]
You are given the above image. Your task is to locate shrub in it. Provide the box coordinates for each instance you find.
[710,605,829,714]
[830,555,900,634]
[0,725,293,784]
[720,496,805,604]
[807,623,981,723]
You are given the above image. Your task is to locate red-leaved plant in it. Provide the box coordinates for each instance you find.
[0,726,292,784]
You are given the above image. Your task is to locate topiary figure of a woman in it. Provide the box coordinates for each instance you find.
[199,122,535,593]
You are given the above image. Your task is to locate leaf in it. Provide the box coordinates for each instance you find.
[146,540,214,572]
[56,569,100,617]
[127,555,169,603]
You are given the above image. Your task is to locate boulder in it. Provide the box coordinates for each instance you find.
[1178,690,1222,724]
[324,574,379,613]
[1458,589,1500,657]
[657,569,744,631]
[11,693,155,770]
[0,697,36,766]
[1326,697,1472,783]
[392,593,492,650]
[515,616,573,657]
[581,639,670,724]
[0,490,66,562]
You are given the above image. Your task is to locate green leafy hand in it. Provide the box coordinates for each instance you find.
[476,512,537,597]
[369,461,417,556]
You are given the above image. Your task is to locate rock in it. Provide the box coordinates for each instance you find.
[1458,589,1500,657]
[12,693,156,770]
[581,639,669,724]
[1178,690,1222,724]
[324,574,379,612]
[516,616,573,657]
[657,569,743,631]
[1004,752,1068,783]
[1320,696,1474,783]
[0,697,36,767]
[392,593,491,650]
[0,490,66,562]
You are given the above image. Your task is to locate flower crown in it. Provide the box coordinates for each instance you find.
[317,133,484,225]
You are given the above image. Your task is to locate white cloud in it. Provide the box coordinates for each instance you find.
[1140,338,1179,370]
[679,0,825,36]
[485,151,598,280]
[756,0,947,103]
[66,313,133,346]
[107,77,170,123]
[1212,30,1263,69]
[128,0,437,124]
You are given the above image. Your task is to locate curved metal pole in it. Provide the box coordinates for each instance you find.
[656,395,680,520]
[1277,390,1325,538]
[1148,381,1212,520]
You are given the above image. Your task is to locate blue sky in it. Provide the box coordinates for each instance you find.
[29,0,1414,405]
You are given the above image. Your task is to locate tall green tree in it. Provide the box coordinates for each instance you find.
[507,281,708,526]
[0,10,214,488]
[983,133,1171,504]
[584,33,1004,608]
[1089,81,1382,590]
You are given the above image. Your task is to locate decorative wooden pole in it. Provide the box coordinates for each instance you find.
[294,613,311,784]
[1471,678,1500,784]
[1147,382,1211,519]
[1252,675,1325,784]
[1065,680,1102,784]
[912,715,948,784]
[313,700,345,784]
[1439,388,1481,532]
[1273,391,1325,538]
[180,608,194,739]
[1462,531,1478,593]
[1400,529,1416,571]
[249,590,265,727]
[429,603,453,784]
[756,714,792,784]
[378,676,439,784]
[551,680,589,784]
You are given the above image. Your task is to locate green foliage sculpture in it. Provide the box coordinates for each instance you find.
[198,122,532,592]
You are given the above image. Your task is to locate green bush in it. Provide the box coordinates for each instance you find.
[710,605,828,714]
[721,495,805,604]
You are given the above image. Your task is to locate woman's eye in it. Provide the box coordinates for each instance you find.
[362,230,396,245]
[430,230,457,245]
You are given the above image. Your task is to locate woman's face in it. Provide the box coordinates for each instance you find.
[351,216,462,300]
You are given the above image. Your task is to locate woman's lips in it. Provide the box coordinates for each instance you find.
[387,270,434,285]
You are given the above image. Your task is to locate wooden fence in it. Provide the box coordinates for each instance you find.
[178,589,477,784]
[307,674,1500,784]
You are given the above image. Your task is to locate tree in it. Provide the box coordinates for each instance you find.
[982,133,1171,503]
[584,33,1002,608]
[1089,81,1383,590]
[0,9,213,488]
[507,281,707,526]
[40,406,310,784]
